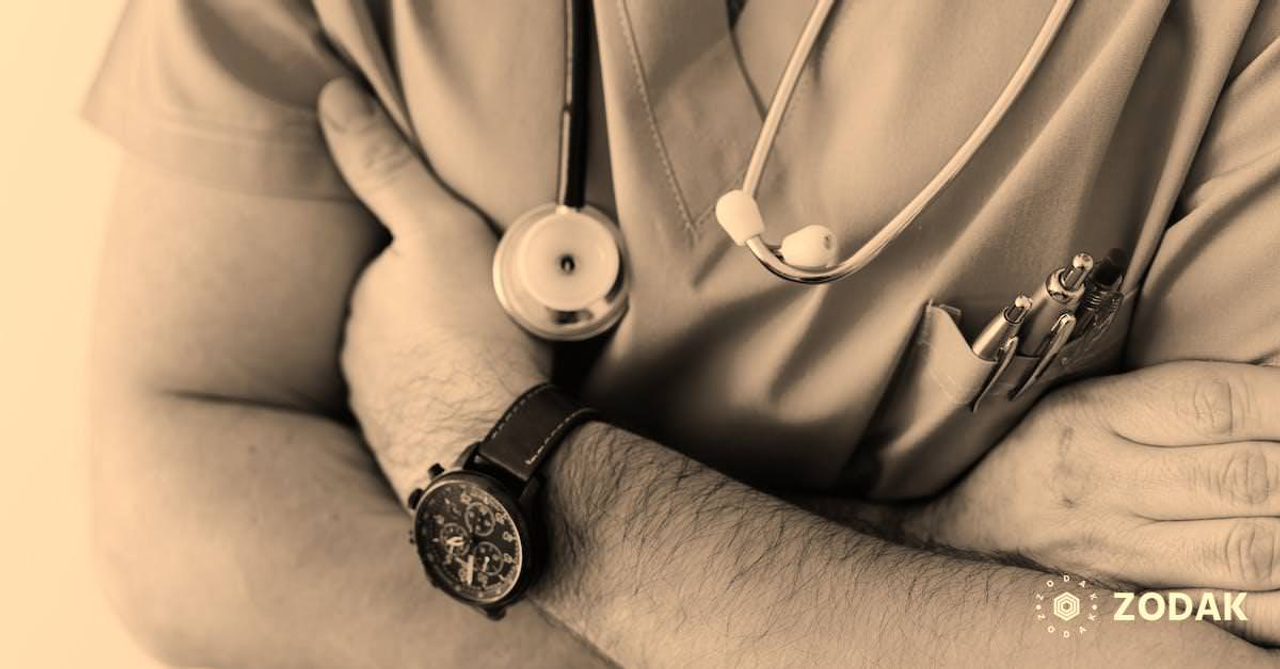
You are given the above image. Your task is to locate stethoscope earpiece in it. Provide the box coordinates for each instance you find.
[779,225,838,270]
[714,190,838,272]
[493,204,629,341]
[714,189,766,244]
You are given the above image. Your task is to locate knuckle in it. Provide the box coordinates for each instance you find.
[346,128,415,191]
[339,337,361,387]
[1216,445,1277,507]
[1223,518,1279,588]
[361,131,414,176]
[1043,381,1097,427]
[1187,373,1240,439]
[1045,423,1100,507]
[1050,375,1122,435]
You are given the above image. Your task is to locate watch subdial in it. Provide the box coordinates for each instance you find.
[474,542,506,576]
[464,502,497,536]
[437,522,470,560]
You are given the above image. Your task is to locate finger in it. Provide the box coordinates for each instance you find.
[1164,588,1280,648]
[1094,361,1280,446]
[1122,441,1280,520]
[1126,518,1280,591]
[317,78,491,248]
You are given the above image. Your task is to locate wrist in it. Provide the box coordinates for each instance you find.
[375,365,548,501]
[434,369,549,445]
[526,420,617,629]
[899,498,945,547]
[411,330,551,443]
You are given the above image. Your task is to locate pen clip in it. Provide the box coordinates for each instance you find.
[1062,289,1124,367]
[971,335,1019,412]
[1010,312,1077,400]
[1084,293,1123,347]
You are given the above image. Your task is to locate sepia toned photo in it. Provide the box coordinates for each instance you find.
[6,0,1280,666]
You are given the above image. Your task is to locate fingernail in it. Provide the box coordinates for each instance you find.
[321,79,375,130]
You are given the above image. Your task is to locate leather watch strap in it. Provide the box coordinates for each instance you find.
[477,384,597,482]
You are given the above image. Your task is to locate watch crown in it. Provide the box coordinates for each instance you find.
[407,487,424,509]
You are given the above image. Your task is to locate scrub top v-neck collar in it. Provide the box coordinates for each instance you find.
[595,0,764,244]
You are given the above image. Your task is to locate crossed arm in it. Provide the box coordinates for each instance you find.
[88,159,1006,668]
[90,93,1275,668]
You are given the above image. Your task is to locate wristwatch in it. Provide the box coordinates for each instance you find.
[407,383,597,619]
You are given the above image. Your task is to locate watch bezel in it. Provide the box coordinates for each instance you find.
[412,468,539,614]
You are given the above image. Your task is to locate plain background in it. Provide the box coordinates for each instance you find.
[1,2,162,666]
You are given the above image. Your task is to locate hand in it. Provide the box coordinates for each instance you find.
[912,360,1280,642]
[318,79,550,496]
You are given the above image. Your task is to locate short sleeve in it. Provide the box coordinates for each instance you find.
[83,0,353,198]
[1127,4,1280,368]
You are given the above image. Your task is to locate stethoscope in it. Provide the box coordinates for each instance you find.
[494,0,1075,341]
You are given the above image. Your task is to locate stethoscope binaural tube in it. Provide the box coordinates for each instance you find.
[493,0,630,341]
[715,0,1076,284]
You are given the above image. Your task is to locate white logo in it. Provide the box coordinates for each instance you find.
[1033,575,1250,637]
[1112,592,1248,622]
[1034,574,1101,639]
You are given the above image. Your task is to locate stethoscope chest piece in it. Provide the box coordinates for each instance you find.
[493,203,629,341]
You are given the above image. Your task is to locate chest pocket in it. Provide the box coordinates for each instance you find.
[847,290,1138,500]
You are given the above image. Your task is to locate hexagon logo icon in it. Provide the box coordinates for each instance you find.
[1034,574,1102,639]
[1053,592,1081,622]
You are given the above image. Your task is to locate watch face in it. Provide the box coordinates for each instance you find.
[414,472,528,605]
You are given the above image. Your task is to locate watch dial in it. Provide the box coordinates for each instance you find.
[416,477,523,603]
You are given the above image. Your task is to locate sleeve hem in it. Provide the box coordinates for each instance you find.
[82,88,353,201]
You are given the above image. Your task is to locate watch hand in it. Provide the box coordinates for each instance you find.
[464,555,475,585]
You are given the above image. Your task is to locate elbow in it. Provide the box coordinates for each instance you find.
[93,532,209,667]
[91,511,216,665]
[89,390,230,667]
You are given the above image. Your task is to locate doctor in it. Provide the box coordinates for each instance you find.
[87,0,1280,666]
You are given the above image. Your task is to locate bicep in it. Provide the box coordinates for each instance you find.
[1126,8,1280,368]
[1126,137,1280,368]
[88,158,385,661]
[93,157,383,412]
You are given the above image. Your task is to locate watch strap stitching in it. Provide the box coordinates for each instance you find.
[523,406,597,467]
[484,383,553,446]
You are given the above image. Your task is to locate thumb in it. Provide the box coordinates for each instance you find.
[317,78,490,246]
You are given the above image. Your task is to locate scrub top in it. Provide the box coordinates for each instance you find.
[85,0,1280,499]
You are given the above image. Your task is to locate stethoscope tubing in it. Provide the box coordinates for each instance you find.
[741,0,837,199]
[557,0,592,209]
[739,0,1076,284]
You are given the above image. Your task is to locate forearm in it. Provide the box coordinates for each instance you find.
[528,422,1230,667]
[786,494,978,565]
[90,389,607,668]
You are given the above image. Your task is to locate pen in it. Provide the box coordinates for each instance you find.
[1017,252,1093,355]
[972,336,1020,412]
[970,295,1032,411]
[1011,311,1077,399]
[1072,247,1128,342]
[972,295,1033,361]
